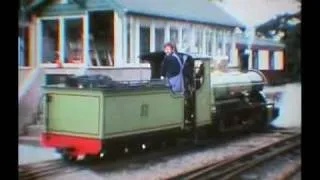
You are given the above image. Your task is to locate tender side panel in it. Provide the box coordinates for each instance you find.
[41,133,102,156]
[46,92,101,138]
[103,91,184,139]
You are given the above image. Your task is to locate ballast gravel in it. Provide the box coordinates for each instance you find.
[47,135,283,180]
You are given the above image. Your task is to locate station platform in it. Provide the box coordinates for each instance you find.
[19,137,61,165]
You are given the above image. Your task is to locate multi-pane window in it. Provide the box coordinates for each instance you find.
[123,18,235,65]
[140,26,150,56]
[195,30,203,54]
[155,27,165,51]
[181,28,191,53]
[205,31,213,56]
[41,19,59,63]
[18,27,29,67]
[18,37,24,66]
[39,13,118,67]
[40,17,85,65]
[127,22,131,63]
[226,43,231,62]
[170,28,179,46]
[216,30,223,56]
[64,18,83,63]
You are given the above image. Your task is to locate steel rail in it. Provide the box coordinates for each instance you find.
[18,130,299,180]
[274,161,301,180]
[19,159,67,180]
[217,139,300,180]
[19,159,63,169]
[167,133,300,180]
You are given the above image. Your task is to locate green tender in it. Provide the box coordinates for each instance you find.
[44,87,184,139]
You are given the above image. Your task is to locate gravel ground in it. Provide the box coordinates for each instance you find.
[46,134,286,180]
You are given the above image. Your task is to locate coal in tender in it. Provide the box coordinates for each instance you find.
[65,75,116,88]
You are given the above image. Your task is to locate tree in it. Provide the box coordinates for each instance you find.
[256,4,301,82]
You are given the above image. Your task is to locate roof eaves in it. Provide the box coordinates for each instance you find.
[126,10,243,29]
[24,0,46,12]
[72,0,87,9]
[236,36,285,49]
[107,0,126,15]
[24,0,87,13]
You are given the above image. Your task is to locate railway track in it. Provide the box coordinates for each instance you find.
[18,142,197,180]
[19,159,70,180]
[18,129,300,180]
[167,132,300,180]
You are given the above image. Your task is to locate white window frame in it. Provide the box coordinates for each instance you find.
[139,23,152,63]
[194,28,203,55]
[211,29,216,56]
[229,30,237,67]
[181,27,192,53]
[215,29,223,56]
[18,37,25,67]
[169,26,179,45]
[154,24,166,52]
[123,16,148,67]
[37,15,86,69]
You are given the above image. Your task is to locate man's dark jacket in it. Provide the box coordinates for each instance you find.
[160,54,183,78]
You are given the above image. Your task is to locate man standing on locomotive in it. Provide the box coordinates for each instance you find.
[160,42,185,93]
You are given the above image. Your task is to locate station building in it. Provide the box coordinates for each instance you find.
[18,0,285,135]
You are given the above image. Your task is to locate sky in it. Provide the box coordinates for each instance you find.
[218,0,300,27]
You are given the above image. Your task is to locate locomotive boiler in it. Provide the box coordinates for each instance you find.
[211,70,266,100]
[40,52,279,161]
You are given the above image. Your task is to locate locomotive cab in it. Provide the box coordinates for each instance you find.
[139,51,195,95]
[140,51,213,134]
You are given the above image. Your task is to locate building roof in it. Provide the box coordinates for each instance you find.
[236,36,285,50]
[116,0,245,28]
[24,0,245,28]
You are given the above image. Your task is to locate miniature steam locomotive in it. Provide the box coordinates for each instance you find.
[40,52,279,160]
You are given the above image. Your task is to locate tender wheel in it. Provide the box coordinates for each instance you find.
[61,153,77,162]
[57,148,77,161]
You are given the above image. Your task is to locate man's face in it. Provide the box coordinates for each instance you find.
[164,46,173,56]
